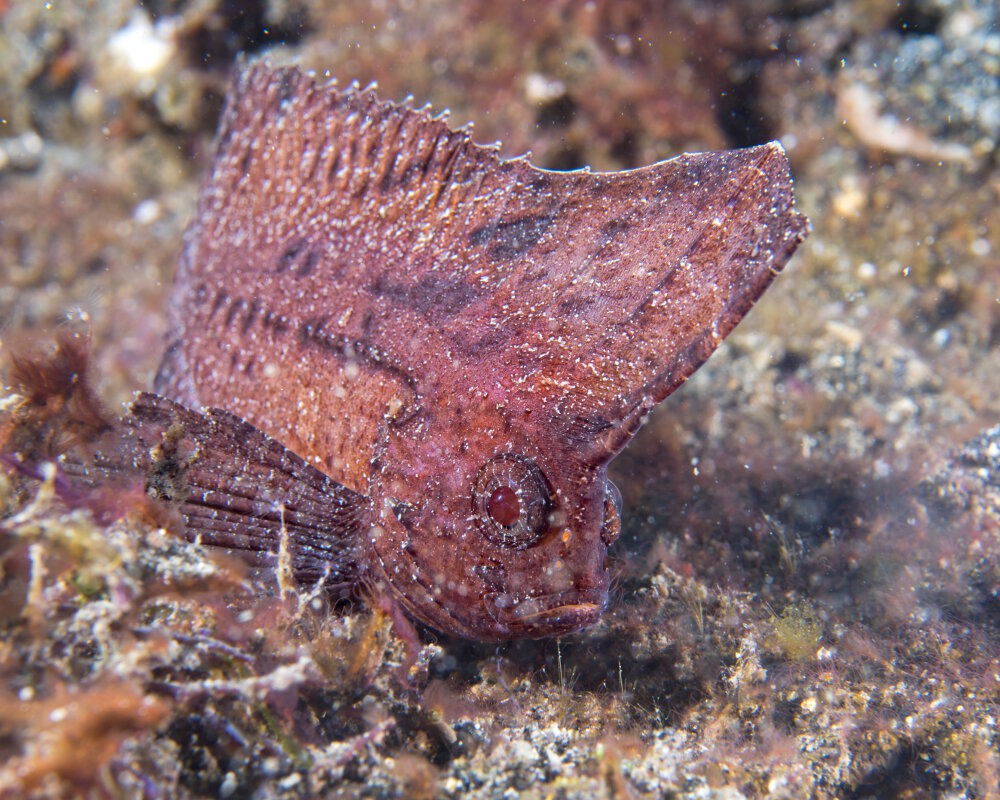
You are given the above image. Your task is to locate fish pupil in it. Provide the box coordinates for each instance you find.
[487,486,520,527]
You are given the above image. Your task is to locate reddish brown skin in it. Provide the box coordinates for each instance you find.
[144,60,809,641]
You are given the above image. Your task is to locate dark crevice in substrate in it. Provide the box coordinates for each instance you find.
[534,94,577,130]
[846,741,943,798]
[166,713,239,796]
[176,0,311,68]
[716,58,774,149]
[763,0,835,23]
[891,0,944,36]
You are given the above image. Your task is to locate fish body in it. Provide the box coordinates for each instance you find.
[136,60,808,641]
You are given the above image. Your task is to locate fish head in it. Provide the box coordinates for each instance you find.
[366,395,622,641]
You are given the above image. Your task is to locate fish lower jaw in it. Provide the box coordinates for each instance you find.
[482,586,607,639]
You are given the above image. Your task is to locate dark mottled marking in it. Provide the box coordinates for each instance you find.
[297,316,331,344]
[439,141,463,189]
[261,310,275,327]
[239,151,252,177]
[558,293,596,316]
[599,217,631,243]
[348,137,358,171]
[574,413,615,437]
[209,290,229,319]
[371,272,480,317]
[327,150,341,184]
[295,319,418,394]
[276,241,305,275]
[529,176,552,193]
[395,150,433,190]
[418,147,434,181]
[468,214,556,260]
[456,328,512,358]
[379,150,401,193]
[242,299,261,334]
[522,263,556,285]
[225,298,246,329]
[297,247,321,278]
[360,310,375,339]
[352,175,372,201]
[270,314,290,337]
[394,161,418,190]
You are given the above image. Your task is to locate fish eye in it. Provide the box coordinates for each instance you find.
[472,455,553,548]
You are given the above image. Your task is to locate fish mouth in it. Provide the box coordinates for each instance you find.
[483,588,605,637]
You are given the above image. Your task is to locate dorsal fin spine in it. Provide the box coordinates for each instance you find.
[434,132,468,208]
[372,105,408,193]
